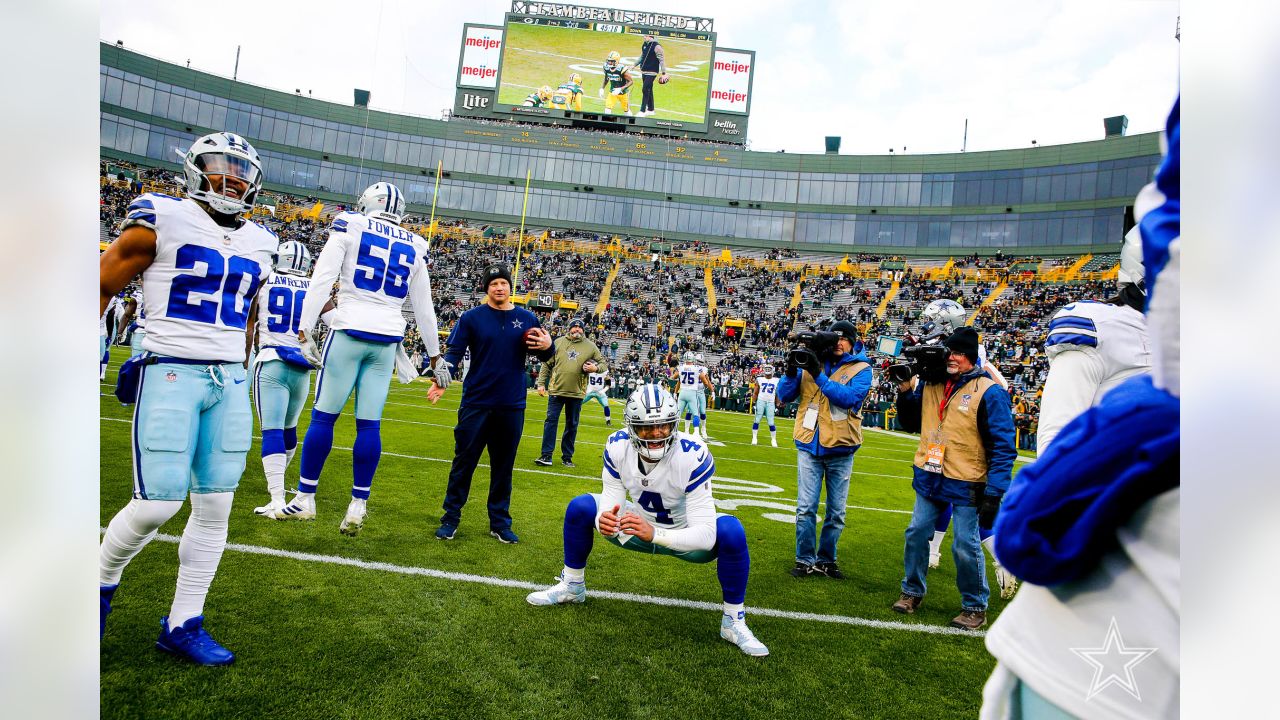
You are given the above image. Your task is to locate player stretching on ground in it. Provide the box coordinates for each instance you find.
[526,384,768,657]
[550,73,584,111]
[272,182,445,535]
[99,131,277,665]
[751,364,780,447]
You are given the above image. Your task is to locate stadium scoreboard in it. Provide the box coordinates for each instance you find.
[453,1,753,145]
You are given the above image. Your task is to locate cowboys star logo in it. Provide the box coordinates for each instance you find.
[568,350,579,360]
[511,319,524,329]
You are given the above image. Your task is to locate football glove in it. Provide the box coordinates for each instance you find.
[597,88,605,98]
[978,493,1002,530]
[299,330,323,367]
[433,361,452,390]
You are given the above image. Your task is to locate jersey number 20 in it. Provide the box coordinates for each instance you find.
[167,244,262,329]
[354,231,414,299]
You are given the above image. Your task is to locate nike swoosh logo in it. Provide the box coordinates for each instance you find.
[234,378,246,384]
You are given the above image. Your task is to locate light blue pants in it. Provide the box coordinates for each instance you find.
[696,390,708,416]
[753,398,776,426]
[677,389,700,426]
[253,359,312,430]
[130,329,146,358]
[583,391,609,409]
[313,331,396,420]
[130,361,252,501]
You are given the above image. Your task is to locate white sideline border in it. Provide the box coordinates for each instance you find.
[125,529,983,639]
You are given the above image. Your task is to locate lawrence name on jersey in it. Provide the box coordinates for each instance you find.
[526,384,768,657]
[99,131,277,666]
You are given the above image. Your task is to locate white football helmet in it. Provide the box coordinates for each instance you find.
[682,351,695,363]
[1118,226,1146,295]
[180,132,262,215]
[761,364,774,378]
[625,384,679,462]
[275,240,313,276]
[695,352,705,364]
[358,182,405,225]
[921,299,967,336]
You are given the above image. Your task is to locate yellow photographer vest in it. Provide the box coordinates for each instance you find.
[793,361,870,448]
[913,377,995,482]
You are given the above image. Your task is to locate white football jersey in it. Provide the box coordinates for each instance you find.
[677,363,701,390]
[587,371,608,394]
[122,192,276,363]
[598,430,717,552]
[253,272,310,357]
[697,365,711,392]
[755,376,779,403]
[100,295,120,337]
[133,290,147,330]
[1038,299,1151,452]
[298,211,440,356]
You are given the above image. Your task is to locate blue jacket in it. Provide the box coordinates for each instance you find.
[895,367,1016,505]
[445,304,554,409]
[777,348,873,457]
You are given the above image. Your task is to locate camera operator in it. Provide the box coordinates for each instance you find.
[890,326,1016,631]
[776,321,872,580]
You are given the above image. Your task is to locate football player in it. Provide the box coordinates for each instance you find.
[526,384,768,657]
[522,86,553,108]
[598,51,633,115]
[100,293,121,379]
[271,182,445,535]
[673,351,712,438]
[550,73,584,111]
[695,351,713,438]
[1036,228,1151,453]
[583,366,612,425]
[918,298,1017,598]
[117,290,148,358]
[98,132,277,665]
[750,364,780,447]
[244,240,324,517]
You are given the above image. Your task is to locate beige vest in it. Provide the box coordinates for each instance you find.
[913,377,995,482]
[793,361,869,448]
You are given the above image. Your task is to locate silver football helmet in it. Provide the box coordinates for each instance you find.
[682,351,696,363]
[625,384,679,462]
[180,132,262,215]
[695,352,705,364]
[921,299,967,336]
[275,240,313,276]
[357,181,405,225]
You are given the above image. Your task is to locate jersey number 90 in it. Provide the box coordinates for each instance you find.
[265,285,306,334]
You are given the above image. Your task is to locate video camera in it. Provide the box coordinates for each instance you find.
[887,344,949,384]
[787,330,840,371]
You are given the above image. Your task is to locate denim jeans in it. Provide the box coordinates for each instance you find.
[901,492,989,611]
[794,450,855,566]
[540,395,583,462]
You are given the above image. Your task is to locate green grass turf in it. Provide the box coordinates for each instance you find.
[497,24,712,123]
[99,354,1022,719]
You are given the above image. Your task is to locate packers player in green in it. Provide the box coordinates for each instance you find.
[550,73,585,111]
[597,51,633,115]
[522,86,553,107]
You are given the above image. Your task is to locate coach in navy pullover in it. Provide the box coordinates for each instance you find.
[433,265,554,542]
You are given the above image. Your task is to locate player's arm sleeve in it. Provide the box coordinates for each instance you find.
[977,387,1017,495]
[298,232,345,333]
[1036,346,1107,453]
[443,313,471,369]
[895,381,924,434]
[656,45,666,74]
[653,480,717,552]
[407,256,441,357]
[596,445,628,531]
[818,365,872,410]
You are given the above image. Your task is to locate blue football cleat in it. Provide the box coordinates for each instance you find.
[155,615,235,666]
[100,584,118,638]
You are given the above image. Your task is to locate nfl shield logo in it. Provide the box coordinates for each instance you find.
[165,371,178,382]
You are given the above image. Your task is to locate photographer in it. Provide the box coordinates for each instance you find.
[776,321,873,580]
[890,327,1016,630]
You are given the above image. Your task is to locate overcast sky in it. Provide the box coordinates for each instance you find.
[100,0,1180,155]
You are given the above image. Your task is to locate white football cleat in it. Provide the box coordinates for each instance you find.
[270,493,316,521]
[751,435,758,445]
[995,564,1019,600]
[928,551,941,569]
[339,498,367,536]
[770,438,778,447]
[526,576,586,606]
[700,429,710,440]
[720,614,769,657]
[253,498,285,517]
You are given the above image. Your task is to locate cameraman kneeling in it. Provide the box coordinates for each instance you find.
[891,327,1016,630]
[777,321,872,579]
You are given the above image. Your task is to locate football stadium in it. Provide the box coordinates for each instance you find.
[97,3,1180,718]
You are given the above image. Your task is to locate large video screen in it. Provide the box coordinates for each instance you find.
[495,15,714,129]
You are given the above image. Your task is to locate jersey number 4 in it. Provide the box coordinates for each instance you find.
[354,231,415,299]
[265,286,306,334]
[167,244,262,329]
[637,491,674,525]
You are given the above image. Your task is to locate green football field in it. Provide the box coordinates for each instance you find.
[497,23,713,123]
[99,355,1025,719]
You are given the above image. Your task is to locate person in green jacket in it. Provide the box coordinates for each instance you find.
[534,318,607,468]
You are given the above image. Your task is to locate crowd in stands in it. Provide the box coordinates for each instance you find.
[100,157,1121,450]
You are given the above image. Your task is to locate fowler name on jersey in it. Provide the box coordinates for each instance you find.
[123,192,277,362]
